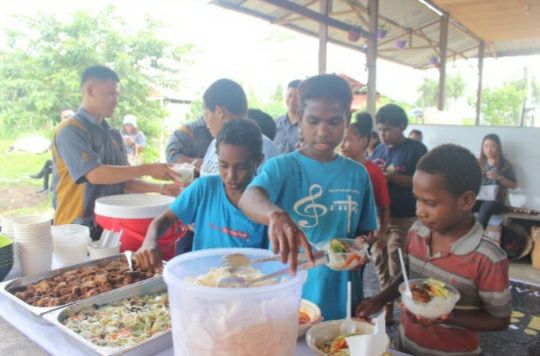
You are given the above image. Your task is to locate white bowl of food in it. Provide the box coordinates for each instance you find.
[298,299,322,338]
[316,238,368,271]
[399,278,460,319]
[306,319,390,355]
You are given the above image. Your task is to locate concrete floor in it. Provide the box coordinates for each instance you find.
[510,259,540,285]
[1,260,539,355]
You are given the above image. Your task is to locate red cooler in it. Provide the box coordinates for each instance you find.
[95,194,187,260]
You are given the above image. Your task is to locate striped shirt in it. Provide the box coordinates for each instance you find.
[399,220,511,356]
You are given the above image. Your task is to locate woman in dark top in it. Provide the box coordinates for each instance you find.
[475,133,516,227]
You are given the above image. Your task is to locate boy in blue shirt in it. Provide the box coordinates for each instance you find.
[135,119,268,270]
[239,74,378,320]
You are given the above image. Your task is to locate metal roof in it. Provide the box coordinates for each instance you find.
[212,0,540,69]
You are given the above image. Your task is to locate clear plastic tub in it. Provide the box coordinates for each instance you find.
[163,248,307,356]
[52,225,91,266]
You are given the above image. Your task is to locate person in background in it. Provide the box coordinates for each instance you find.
[52,65,180,225]
[248,108,277,140]
[273,79,302,153]
[121,114,146,165]
[32,108,75,193]
[357,144,510,355]
[165,116,213,175]
[340,111,391,308]
[135,119,268,270]
[239,74,377,320]
[369,103,427,323]
[200,78,280,176]
[408,129,423,142]
[367,130,381,158]
[474,133,516,228]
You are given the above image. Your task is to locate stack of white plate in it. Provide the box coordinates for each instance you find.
[52,224,91,266]
[12,215,52,276]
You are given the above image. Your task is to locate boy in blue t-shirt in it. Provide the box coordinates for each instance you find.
[239,74,378,320]
[135,119,269,270]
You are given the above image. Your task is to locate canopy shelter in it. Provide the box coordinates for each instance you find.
[212,0,540,121]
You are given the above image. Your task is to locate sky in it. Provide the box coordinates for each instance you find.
[2,0,540,106]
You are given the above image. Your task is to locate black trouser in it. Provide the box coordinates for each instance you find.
[474,200,504,228]
[32,160,52,190]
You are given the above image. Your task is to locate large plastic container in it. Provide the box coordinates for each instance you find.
[51,224,91,266]
[163,248,307,356]
[95,194,187,260]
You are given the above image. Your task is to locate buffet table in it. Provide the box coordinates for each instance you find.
[1,258,407,356]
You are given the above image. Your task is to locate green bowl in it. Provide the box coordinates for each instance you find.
[0,234,13,249]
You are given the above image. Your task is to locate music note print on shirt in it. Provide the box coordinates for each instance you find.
[293,184,328,228]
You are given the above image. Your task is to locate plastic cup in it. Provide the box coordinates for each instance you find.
[171,164,195,185]
[18,246,52,276]
[87,242,120,260]
[1,214,19,237]
[164,248,307,356]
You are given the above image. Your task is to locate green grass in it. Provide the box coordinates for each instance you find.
[0,139,53,216]
[0,140,51,185]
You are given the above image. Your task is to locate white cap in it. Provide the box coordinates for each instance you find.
[123,114,137,128]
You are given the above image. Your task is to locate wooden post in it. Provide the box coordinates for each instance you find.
[318,0,331,74]
[476,41,485,126]
[367,0,378,119]
[437,14,448,111]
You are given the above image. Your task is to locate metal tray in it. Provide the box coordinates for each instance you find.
[0,253,160,319]
[43,277,172,356]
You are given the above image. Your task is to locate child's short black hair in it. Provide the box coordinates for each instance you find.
[203,79,248,116]
[298,74,352,120]
[410,129,423,137]
[417,144,481,197]
[81,65,119,87]
[248,109,276,140]
[376,104,408,129]
[288,79,302,89]
[215,119,263,160]
[350,111,373,139]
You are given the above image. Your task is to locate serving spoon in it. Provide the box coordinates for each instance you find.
[124,251,136,273]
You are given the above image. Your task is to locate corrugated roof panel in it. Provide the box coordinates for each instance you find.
[212,0,540,68]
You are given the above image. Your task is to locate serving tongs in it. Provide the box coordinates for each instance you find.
[217,251,327,288]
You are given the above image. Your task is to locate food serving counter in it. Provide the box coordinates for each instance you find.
[1,257,408,356]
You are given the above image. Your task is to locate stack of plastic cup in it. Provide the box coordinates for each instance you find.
[1,214,17,237]
[52,224,91,266]
[12,215,52,276]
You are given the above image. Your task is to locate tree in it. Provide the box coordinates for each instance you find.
[0,7,193,160]
[481,80,527,126]
[416,74,465,108]
[446,74,465,103]
[415,77,438,108]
